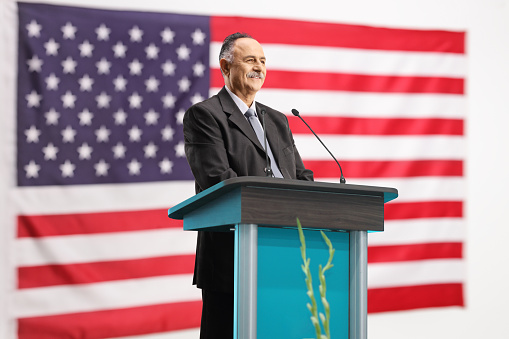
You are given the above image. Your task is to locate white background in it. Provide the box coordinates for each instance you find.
[1,0,509,338]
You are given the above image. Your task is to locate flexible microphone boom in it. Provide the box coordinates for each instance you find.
[291,109,346,184]
[260,109,273,177]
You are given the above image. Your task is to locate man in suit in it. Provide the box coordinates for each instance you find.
[183,32,314,339]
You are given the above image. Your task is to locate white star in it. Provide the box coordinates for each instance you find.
[190,92,205,105]
[112,41,127,58]
[96,92,111,108]
[95,24,111,41]
[144,109,159,125]
[60,160,76,177]
[128,92,143,108]
[61,91,77,108]
[26,90,42,108]
[26,20,42,38]
[61,22,77,40]
[129,26,143,42]
[176,44,191,60]
[143,142,158,158]
[162,93,176,108]
[62,57,77,74]
[78,40,94,57]
[175,109,185,125]
[42,143,58,160]
[174,141,186,157]
[61,126,77,143]
[161,60,176,76]
[25,160,41,178]
[95,125,111,142]
[94,159,110,176]
[45,108,60,125]
[145,43,159,59]
[113,75,128,92]
[27,55,43,72]
[96,58,111,74]
[191,29,206,45]
[112,142,126,158]
[159,158,173,174]
[79,74,94,92]
[25,125,41,143]
[145,76,160,92]
[78,108,93,125]
[161,125,175,141]
[113,109,127,125]
[127,159,142,175]
[161,28,175,44]
[193,61,206,77]
[128,125,142,142]
[77,142,93,159]
[44,39,60,56]
[128,59,143,75]
[178,76,191,92]
[45,73,60,90]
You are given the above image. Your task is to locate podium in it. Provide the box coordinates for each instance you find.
[168,177,397,339]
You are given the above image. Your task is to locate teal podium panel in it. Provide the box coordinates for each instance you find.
[257,227,349,339]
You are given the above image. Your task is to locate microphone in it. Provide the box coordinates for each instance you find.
[291,109,346,184]
[260,109,273,177]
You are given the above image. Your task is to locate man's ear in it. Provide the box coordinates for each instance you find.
[219,58,230,76]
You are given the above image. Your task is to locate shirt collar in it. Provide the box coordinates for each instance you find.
[225,85,257,115]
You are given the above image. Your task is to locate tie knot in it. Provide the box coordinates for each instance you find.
[244,108,257,118]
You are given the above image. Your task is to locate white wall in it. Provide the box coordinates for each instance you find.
[2,0,509,338]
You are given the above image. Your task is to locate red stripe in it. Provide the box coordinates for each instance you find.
[288,116,464,136]
[18,208,181,238]
[385,201,463,220]
[368,243,463,263]
[18,301,201,339]
[18,254,195,289]
[211,16,465,53]
[211,68,463,94]
[305,160,463,178]
[368,283,464,313]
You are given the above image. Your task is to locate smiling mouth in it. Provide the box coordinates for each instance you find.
[247,72,265,80]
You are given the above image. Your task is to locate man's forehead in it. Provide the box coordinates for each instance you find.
[234,38,265,56]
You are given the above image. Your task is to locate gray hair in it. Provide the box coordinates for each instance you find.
[219,32,253,64]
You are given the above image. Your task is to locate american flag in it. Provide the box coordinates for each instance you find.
[10,2,465,338]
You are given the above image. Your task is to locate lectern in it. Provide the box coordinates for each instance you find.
[168,177,397,339]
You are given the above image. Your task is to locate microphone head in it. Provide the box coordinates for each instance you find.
[260,108,266,116]
[291,109,300,116]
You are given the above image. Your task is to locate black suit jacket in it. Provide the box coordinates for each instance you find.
[183,87,313,292]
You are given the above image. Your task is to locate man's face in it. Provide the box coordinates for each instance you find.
[222,38,266,99]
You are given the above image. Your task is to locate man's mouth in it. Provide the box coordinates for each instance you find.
[247,72,265,79]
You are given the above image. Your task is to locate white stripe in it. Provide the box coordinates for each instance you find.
[368,218,465,246]
[211,42,466,77]
[334,177,465,202]
[11,274,201,318]
[210,88,465,119]
[368,259,464,288]
[11,180,195,215]
[106,328,200,339]
[16,228,196,266]
[294,135,465,160]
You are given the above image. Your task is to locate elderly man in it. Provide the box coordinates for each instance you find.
[183,32,314,339]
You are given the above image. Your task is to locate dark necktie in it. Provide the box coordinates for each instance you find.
[244,108,283,178]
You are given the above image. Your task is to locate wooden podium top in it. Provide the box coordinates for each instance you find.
[168,177,398,232]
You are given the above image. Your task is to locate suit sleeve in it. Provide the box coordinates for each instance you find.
[286,115,314,182]
[183,104,237,191]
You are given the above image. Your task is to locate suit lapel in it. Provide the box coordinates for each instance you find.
[258,104,281,164]
[218,87,265,151]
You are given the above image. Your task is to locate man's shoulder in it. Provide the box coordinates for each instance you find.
[187,87,229,112]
